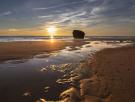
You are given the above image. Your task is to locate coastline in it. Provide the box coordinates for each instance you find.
[0,40,134,102]
[81,45,135,102]
[0,40,88,62]
[60,44,135,102]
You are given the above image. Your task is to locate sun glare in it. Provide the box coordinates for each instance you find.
[47,26,57,39]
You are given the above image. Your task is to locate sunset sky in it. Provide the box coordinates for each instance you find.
[0,0,135,36]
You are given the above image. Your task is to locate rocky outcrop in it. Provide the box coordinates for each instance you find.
[73,30,85,39]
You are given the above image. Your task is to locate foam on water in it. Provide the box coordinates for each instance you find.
[0,36,135,42]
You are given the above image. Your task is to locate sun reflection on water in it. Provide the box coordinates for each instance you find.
[50,38,54,43]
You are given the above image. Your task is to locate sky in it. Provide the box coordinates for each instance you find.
[0,0,135,36]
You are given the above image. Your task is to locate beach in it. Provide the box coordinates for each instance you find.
[0,38,134,102]
[0,40,87,62]
[0,0,135,101]
[80,45,135,102]
[0,39,91,102]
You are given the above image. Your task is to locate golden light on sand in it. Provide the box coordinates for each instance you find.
[47,26,57,39]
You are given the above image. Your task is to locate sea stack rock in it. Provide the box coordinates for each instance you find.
[73,30,85,39]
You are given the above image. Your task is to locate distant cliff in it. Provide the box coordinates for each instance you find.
[73,30,85,39]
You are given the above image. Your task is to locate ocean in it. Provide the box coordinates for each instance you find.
[0,36,135,42]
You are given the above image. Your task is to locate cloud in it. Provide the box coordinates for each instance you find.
[30,0,135,31]
[91,0,135,17]
[37,15,53,19]
[88,0,135,25]
[34,0,105,28]
[52,11,87,24]
[8,28,20,32]
[0,0,135,35]
[33,1,86,10]
[0,11,12,17]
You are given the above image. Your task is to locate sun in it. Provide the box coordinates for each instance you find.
[47,26,56,33]
[47,26,57,39]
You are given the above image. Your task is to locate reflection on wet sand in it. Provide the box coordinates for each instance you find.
[23,92,31,97]
[0,40,132,102]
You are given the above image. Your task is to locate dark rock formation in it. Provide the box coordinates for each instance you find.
[73,30,85,39]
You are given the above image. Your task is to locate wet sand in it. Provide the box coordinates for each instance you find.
[80,45,135,102]
[0,39,89,102]
[0,40,87,62]
[0,40,134,102]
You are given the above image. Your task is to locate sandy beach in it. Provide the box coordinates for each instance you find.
[0,39,90,102]
[80,45,135,102]
[0,39,134,102]
[0,0,135,101]
[0,40,87,62]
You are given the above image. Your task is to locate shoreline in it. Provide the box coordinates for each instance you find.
[0,40,134,102]
[89,45,135,102]
[0,40,88,62]
[82,45,135,102]
[60,44,135,102]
